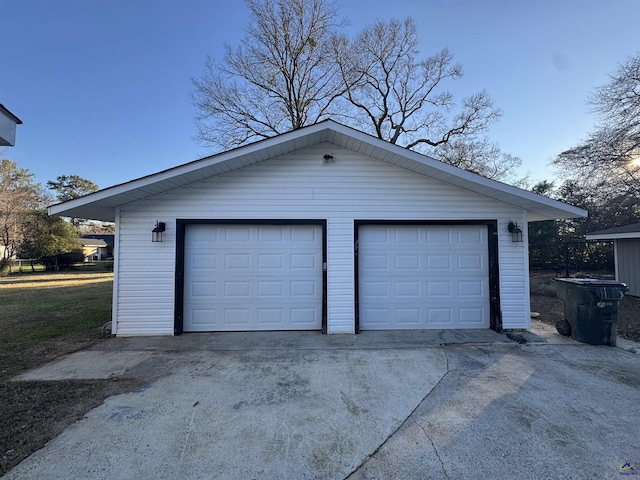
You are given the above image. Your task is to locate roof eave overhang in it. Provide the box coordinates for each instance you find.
[48,121,587,223]
[586,232,640,240]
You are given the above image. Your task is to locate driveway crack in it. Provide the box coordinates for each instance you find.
[344,348,450,479]
[412,416,450,480]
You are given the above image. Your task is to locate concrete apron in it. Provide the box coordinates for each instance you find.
[6,328,639,479]
[7,331,468,480]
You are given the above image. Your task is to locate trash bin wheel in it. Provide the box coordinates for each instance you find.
[555,319,571,336]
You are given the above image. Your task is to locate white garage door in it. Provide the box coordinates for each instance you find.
[184,224,323,331]
[358,225,490,330]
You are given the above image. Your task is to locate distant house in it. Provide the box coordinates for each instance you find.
[0,245,11,261]
[79,234,114,261]
[0,104,22,146]
[586,223,640,297]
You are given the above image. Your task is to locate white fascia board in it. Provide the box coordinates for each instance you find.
[586,232,640,240]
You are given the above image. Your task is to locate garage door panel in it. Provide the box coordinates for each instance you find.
[361,281,388,298]
[290,253,318,270]
[459,307,486,325]
[362,308,389,325]
[458,227,484,243]
[396,254,420,270]
[427,254,451,269]
[397,308,420,325]
[257,254,283,269]
[361,254,388,270]
[427,307,453,325]
[396,228,419,243]
[290,307,320,326]
[395,280,420,297]
[184,224,323,332]
[458,254,483,270]
[426,229,451,243]
[290,227,318,242]
[257,281,283,297]
[359,225,490,330]
[191,254,218,269]
[427,281,452,297]
[290,280,317,297]
[225,228,250,242]
[190,281,217,298]
[225,254,251,270]
[257,308,283,325]
[258,226,283,241]
[459,280,486,297]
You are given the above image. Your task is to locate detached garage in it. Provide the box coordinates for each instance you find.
[49,121,586,336]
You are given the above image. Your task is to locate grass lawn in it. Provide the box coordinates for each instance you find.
[1,271,113,374]
[0,270,141,476]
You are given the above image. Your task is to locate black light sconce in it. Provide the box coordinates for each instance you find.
[323,153,334,163]
[152,221,166,242]
[508,221,523,243]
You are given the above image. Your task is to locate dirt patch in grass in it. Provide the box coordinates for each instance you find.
[530,271,640,342]
[0,377,142,476]
[0,271,143,476]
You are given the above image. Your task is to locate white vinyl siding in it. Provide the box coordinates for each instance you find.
[616,239,640,297]
[114,143,530,335]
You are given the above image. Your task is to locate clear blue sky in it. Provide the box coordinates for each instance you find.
[1,0,638,191]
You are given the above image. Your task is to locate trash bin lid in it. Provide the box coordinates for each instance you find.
[553,278,627,287]
[554,278,628,300]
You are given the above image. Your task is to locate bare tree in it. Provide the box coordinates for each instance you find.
[192,0,349,150]
[554,53,640,198]
[436,137,523,183]
[0,159,42,268]
[337,18,502,151]
[192,7,521,182]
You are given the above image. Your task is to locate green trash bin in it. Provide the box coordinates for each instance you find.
[553,278,628,346]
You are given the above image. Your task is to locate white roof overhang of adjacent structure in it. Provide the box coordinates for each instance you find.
[586,223,640,241]
[0,103,23,147]
[48,120,587,223]
[78,238,108,247]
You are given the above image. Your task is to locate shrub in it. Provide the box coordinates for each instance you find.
[42,250,85,271]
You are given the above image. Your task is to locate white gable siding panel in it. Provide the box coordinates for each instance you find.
[115,143,530,335]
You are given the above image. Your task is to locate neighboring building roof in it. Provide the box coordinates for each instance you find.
[49,120,587,223]
[586,223,640,240]
[81,234,114,246]
[0,103,23,147]
[0,104,23,124]
[78,238,108,247]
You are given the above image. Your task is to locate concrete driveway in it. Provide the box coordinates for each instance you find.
[5,326,640,479]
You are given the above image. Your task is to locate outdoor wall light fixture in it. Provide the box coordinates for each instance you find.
[152,221,166,242]
[323,153,334,163]
[508,221,523,243]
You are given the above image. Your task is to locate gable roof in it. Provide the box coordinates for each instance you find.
[78,238,108,247]
[49,120,587,223]
[81,234,114,246]
[586,223,640,240]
